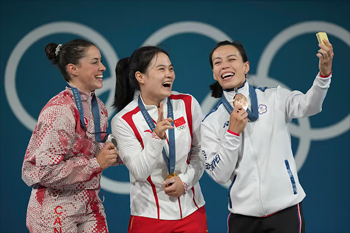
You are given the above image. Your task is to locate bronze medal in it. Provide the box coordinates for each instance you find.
[233,93,248,110]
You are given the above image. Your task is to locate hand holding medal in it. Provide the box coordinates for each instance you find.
[233,93,248,110]
[228,94,249,134]
[164,172,177,187]
[163,173,185,197]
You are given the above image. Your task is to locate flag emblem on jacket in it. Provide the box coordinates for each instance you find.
[174,116,187,131]
[258,104,267,115]
[84,117,88,126]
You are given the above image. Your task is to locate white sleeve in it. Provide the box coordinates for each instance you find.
[278,72,331,121]
[178,97,204,190]
[201,112,241,184]
[111,115,165,181]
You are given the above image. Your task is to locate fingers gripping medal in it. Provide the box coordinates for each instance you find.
[233,93,248,110]
[165,172,177,187]
[105,134,118,149]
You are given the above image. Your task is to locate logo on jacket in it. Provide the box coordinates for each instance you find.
[258,104,267,115]
[223,120,229,128]
[84,117,88,126]
[174,116,187,131]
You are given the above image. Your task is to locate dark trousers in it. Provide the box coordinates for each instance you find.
[228,202,305,233]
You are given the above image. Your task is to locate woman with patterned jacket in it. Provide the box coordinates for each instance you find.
[201,39,333,233]
[111,46,207,233]
[22,39,119,232]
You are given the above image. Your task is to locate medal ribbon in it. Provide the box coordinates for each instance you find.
[138,96,176,174]
[68,84,107,142]
[222,85,259,122]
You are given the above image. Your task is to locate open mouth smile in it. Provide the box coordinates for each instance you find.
[221,72,235,80]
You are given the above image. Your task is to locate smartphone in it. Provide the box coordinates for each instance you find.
[316,32,329,45]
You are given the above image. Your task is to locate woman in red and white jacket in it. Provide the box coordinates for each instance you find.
[22,39,120,233]
[111,46,207,233]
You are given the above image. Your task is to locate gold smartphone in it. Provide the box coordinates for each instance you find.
[316,32,329,45]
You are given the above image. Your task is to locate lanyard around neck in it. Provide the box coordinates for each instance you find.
[138,96,176,174]
[222,85,259,122]
[68,85,104,142]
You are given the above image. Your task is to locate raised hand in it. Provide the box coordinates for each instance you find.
[228,105,248,135]
[96,142,119,170]
[154,102,173,139]
[317,40,334,76]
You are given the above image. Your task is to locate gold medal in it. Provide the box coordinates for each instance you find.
[165,172,177,187]
[233,93,248,110]
[166,172,177,179]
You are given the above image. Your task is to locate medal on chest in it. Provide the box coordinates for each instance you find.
[138,97,177,184]
[233,93,248,110]
[222,85,259,122]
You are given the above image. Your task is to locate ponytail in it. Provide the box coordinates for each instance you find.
[45,43,60,65]
[210,81,223,98]
[113,57,138,111]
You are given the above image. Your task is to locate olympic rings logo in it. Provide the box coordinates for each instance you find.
[5,21,350,193]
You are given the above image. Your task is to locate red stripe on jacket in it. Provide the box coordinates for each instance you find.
[122,106,160,218]
[122,106,143,148]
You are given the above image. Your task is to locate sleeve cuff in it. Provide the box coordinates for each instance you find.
[182,182,188,195]
[178,173,189,193]
[319,71,332,78]
[149,133,166,154]
[152,132,168,140]
[227,129,240,136]
[89,157,102,173]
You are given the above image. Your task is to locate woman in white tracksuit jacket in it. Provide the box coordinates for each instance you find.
[111,46,207,233]
[201,40,333,233]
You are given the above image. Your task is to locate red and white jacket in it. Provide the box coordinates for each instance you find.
[111,91,205,220]
[22,86,108,191]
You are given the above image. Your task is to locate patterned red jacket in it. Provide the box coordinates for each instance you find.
[22,86,108,191]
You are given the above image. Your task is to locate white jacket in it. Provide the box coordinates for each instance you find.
[201,73,331,217]
[111,91,205,220]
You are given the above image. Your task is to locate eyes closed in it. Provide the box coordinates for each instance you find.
[214,58,237,66]
[157,65,174,72]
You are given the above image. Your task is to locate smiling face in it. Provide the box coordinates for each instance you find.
[69,45,106,93]
[136,52,175,106]
[211,45,249,90]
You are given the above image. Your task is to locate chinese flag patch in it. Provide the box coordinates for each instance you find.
[174,116,186,127]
